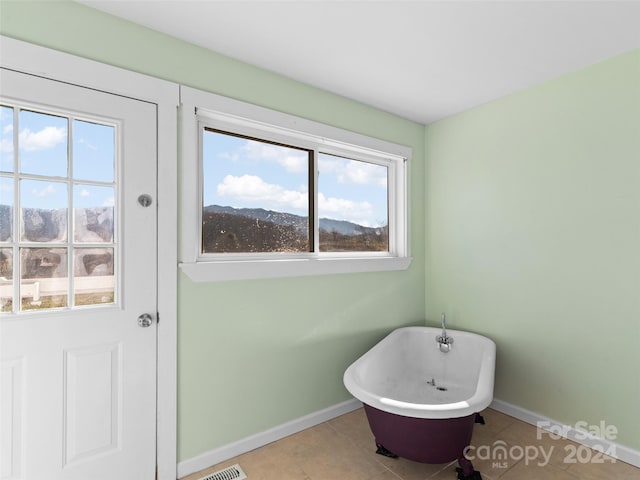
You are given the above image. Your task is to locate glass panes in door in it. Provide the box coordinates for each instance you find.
[0,103,117,312]
[0,106,13,173]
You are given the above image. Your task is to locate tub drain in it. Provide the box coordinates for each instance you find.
[436,386,447,391]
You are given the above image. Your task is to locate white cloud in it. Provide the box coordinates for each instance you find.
[216,174,307,211]
[242,140,308,173]
[0,139,12,154]
[76,186,114,207]
[217,151,239,162]
[216,175,383,226]
[19,126,66,152]
[319,155,387,187]
[77,138,97,151]
[31,184,57,197]
[343,161,387,187]
[318,193,376,226]
[2,124,14,153]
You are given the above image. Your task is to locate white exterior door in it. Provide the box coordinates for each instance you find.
[0,68,158,479]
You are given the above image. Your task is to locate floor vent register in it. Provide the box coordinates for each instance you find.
[197,463,247,480]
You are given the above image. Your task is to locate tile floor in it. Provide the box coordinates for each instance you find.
[181,408,640,480]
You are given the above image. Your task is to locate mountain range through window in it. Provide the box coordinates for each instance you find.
[202,205,388,253]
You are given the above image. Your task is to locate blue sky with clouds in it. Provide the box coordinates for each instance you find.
[1,107,388,228]
[203,130,388,227]
[0,106,115,211]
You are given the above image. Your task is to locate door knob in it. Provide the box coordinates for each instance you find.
[137,313,154,328]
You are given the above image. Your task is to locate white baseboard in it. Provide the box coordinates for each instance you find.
[177,398,362,478]
[491,398,640,468]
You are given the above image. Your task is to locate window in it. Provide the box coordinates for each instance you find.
[202,129,313,254]
[0,103,117,312]
[317,153,389,253]
[180,86,411,281]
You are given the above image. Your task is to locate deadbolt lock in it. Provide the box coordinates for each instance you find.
[138,194,153,207]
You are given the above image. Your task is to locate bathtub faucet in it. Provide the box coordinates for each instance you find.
[436,313,453,352]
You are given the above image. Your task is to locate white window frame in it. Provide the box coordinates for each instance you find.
[180,86,412,282]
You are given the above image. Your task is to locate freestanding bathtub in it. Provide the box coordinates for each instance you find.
[343,326,496,480]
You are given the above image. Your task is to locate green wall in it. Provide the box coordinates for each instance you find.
[425,50,640,450]
[0,0,425,462]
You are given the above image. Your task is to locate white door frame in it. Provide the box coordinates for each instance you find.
[0,36,179,480]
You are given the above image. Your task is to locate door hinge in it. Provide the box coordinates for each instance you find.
[156,312,160,324]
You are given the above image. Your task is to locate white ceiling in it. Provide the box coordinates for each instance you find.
[80,0,639,124]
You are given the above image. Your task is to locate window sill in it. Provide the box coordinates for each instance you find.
[179,256,412,282]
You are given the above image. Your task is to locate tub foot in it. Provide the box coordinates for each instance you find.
[456,456,482,479]
[456,467,482,480]
[375,443,398,458]
[475,413,485,425]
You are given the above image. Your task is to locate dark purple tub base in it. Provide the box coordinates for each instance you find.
[364,404,482,479]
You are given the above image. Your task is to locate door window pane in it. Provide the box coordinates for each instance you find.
[74,184,114,242]
[202,129,311,253]
[0,176,13,242]
[1,106,14,172]
[20,179,68,242]
[0,247,12,312]
[3,104,119,314]
[20,247,68,310]
[74,248,114,306]
[73,120,114,182]
[19,110,68,177]
[318,153,389,252]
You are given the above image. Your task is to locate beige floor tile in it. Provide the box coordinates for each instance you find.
[234,445,312,480]
[428,462,497,480]
[495,418,582,470]
[330,409,477,480]
[478,408,517,436]
[465,428,519,478]
[292,421,390,480]
[427,464,458,480]
[377,456,454,480]
[468,416,597,477]
[270,422,337,459]
[565,455,640,480]
[181,408,640,480]
[185,446,312,480]
[499,462,580,480]
[327,408,376,451]
[360,470,405,480]
[459,455,518,479]
[465,408,523,478]
[298,449,388,480]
